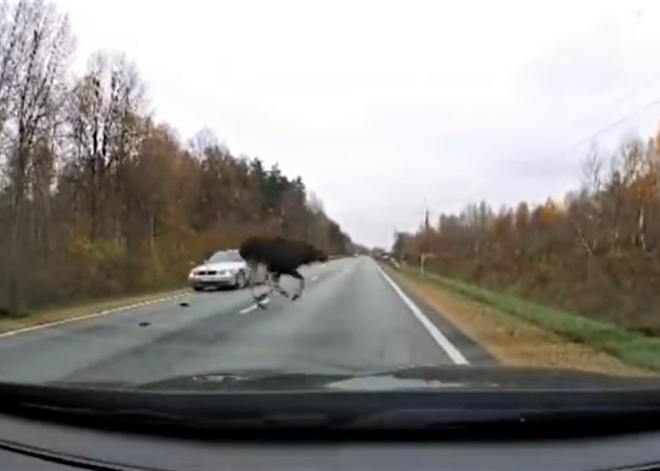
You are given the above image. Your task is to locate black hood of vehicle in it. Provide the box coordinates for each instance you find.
[19,365,660,437]
[114,365,660,392]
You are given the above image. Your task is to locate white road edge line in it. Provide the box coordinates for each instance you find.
[0,292,190,339]
[375,264,470,365]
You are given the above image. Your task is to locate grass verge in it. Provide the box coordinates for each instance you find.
[392,266,660,375]
[0,287,188,335]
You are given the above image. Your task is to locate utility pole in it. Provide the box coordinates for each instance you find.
[420,197,434,277]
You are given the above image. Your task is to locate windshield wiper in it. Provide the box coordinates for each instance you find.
[21,402,334,430]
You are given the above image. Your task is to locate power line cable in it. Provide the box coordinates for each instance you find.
[572,69,660,130]
[539,93,660,160]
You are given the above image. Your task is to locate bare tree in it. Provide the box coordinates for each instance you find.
[65,50,145,240]
[2,0,73,310]
[188,127,218,158]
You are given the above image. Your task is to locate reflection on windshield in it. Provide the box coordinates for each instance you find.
[208,251,243,264]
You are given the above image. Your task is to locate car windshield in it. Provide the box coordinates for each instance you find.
[207,251,243,264]
[1,0,660,426]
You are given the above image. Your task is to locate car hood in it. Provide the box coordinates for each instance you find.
[193,261,245,272]
[106,365,660,392]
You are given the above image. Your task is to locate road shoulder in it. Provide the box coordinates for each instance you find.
[376,264,495,366]
[388,268,657,378]
[0,289,188,336]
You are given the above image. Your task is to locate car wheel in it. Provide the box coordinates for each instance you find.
[192,286,204,292]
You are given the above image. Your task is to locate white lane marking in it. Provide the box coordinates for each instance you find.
[374,264,470,365]
[0,292,190,339]
[239,297,270,314]
[311,275,320,281]
[239,304,258,314]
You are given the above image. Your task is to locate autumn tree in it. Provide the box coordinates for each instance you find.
[0,0,74,310]
[0,1,354,313]
[399,127,660,336]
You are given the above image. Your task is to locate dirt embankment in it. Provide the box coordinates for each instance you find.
[391,271,657,378]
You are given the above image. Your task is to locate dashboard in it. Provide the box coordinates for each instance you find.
[1,412,660,471]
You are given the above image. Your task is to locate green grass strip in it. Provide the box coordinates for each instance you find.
[396,265,660,373]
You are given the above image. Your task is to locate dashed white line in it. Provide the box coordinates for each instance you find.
[0,292,190,339]
[239,304,259,315]
[374,263,470,365]
[239,297,270,314]
[311,275,320,281]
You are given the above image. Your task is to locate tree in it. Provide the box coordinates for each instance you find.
[395,123,660,336]
[0,1,356,313]
[0,0,73,310]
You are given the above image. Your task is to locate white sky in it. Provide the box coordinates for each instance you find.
[53,0,660,248]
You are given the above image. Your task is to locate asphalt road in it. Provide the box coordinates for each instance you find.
[0,257,490,386]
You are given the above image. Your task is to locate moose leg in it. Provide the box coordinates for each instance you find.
[247,261,271,306]
[245,261,258,295]
[289,270,305,301]
[268,272,290,298]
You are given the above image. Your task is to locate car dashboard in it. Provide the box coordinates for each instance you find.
[1,412,660,471]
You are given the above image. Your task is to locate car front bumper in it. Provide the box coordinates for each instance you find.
[189,274,238,289]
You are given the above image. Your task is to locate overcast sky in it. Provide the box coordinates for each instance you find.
[53,0,660,248]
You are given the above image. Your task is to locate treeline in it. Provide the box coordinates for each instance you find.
[394,130,660,336]
[0,0,353,312]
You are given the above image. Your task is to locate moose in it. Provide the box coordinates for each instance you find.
[239,235,328,307]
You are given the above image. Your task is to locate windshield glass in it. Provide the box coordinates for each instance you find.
[207,251,243,264]
[1,0,660,404]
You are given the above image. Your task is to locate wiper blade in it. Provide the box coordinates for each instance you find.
[22,402,334,430]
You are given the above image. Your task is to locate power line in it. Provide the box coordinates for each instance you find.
[539,93,660,161]
[567,5,657,129]
[541,51,660,159]
[569,67,660,132]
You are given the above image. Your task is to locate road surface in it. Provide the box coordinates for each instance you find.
[0,257,491,386]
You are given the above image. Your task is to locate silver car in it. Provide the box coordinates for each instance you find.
[188,250,250,291]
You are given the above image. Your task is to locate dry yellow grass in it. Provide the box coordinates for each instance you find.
[392,271,657,378]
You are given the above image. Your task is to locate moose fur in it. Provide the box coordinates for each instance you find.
[239,235,328,305]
